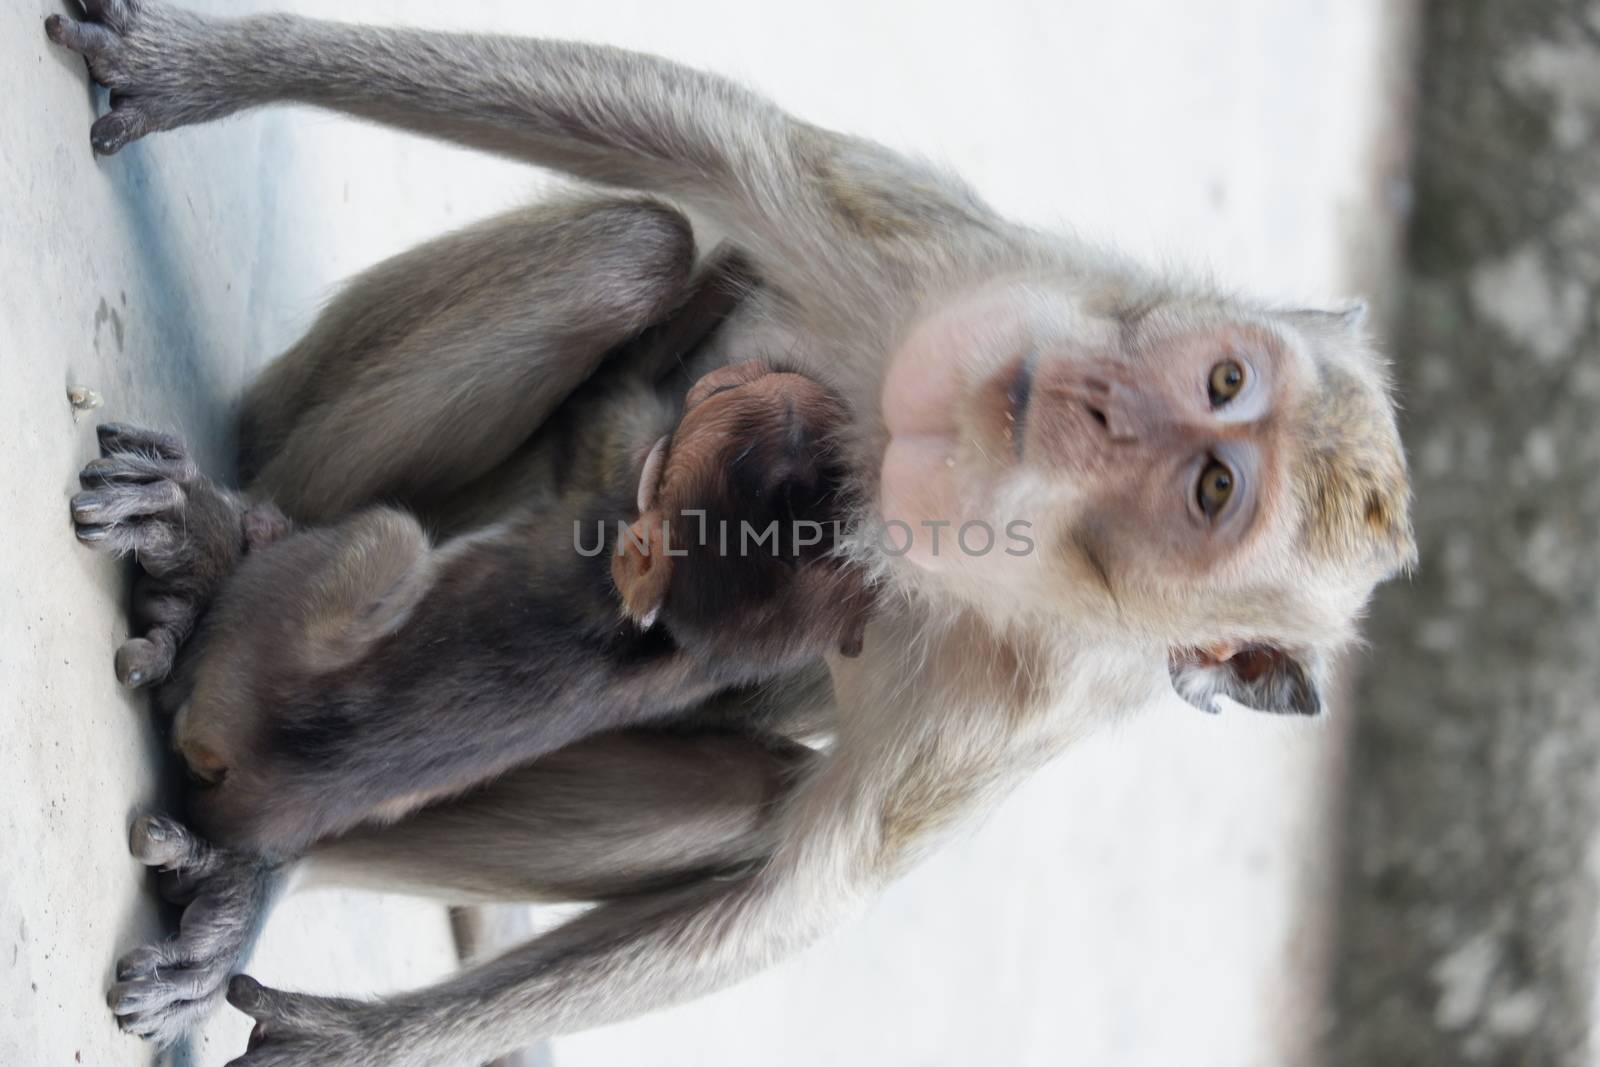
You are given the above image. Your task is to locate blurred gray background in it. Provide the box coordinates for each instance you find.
[3,1,1594,1065]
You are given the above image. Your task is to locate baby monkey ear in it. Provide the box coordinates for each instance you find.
[1168,643,1325,716]
[636,435,671,513]
[611,512,674,630]
[682,358,775,410]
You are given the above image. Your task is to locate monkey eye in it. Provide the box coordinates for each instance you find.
[770,475,819,522]
[1196,459,1236,519]
[1207,360,1246,406]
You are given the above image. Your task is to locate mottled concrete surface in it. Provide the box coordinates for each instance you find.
[1329,3,1600,1064]
[2,2,1413,1065]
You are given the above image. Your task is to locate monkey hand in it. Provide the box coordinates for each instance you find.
[44,1,237,155]
[224,977,396,1067]
[72,423,286,687]
[109,814,284,1045]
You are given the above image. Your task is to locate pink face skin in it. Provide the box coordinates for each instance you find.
[880,289,1302,595]
[880,291,1030,572]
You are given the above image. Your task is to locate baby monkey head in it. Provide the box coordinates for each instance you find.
[612,360,871,669]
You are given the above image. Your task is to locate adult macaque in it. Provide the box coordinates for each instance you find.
[48,3,1415,1065]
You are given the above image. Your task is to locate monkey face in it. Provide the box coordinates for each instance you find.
[879,287,1414,715]
[612,361,870,671]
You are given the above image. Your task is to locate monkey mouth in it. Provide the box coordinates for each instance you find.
[1003,349,1039,458]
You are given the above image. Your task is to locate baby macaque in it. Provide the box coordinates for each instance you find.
[76,281,869,859]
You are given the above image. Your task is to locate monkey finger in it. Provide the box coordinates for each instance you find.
[73,0,132,28]
[44,14,114,60]
[131,579,196,628]
[116,633,175,688]
[109,975,184,1014]
[112,941,214,998]
[110,963,228,1013]
[79,452,192,489]
[71,481,184,526]
[113,990,226,1045]
[73,522,112,547]
[91,105,154,156]
[97,423,189,462]
[113,1006,183,1041]
[115,942,190,982]
[226,976,362,1032]
[73,514,179,564]
[100,520,184,572]
[114,945,162,981]
[129,812,223,874]
[225,975,294,1022]
[79,457,156,488]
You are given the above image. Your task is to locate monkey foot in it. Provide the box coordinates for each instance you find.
[109,814,282,1045]
[71,423,283,687]
[73,423,204,571]
[44,1,213,156]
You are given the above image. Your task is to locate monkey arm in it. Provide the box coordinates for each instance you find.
[48,3,1002,320]
[107,730,807,1043]
[224,750,889,1067]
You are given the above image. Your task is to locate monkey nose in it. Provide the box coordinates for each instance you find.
[1049,376,1149,443]
[1099,381,1160,443]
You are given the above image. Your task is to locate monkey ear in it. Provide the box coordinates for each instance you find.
[241,502,293,553]
[1289,300,1368,334]
[1168,644,1325,716]
[636,435,671,513]
[611,513,673,629]
[683,358,775,410]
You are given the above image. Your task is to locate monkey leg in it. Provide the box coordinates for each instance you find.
[107,813,284,1044]
[223,743,874,1067]
[240,195,696,523]
[172,508,439,850]
[106,733,801,1043]
[70,424,288,688]
[303,730,811,904]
